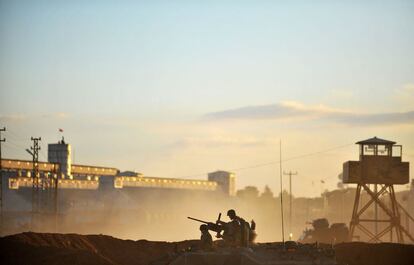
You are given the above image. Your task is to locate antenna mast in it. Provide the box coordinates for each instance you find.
[279,140,285,244]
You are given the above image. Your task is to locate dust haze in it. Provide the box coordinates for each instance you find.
[4,180,412,243]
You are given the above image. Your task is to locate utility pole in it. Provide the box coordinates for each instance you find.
[27,137,41,228]
[0,127,6,235]
[284,170,297,240]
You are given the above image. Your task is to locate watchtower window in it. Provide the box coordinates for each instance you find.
[362,145,376,156]
[360,144,393,157]
[377,145,390,156]
[392,145,402,157]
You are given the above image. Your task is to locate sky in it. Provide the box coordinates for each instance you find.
[1,0,414,197]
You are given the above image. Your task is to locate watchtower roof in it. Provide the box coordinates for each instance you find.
[356,137,396,145]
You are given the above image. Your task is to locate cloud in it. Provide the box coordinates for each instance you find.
[204,101,414,126]
[205,101,347,120]
[0,114,28,121]
[0,112,70,122]
[172,135,278,148]
[334,111,414,125]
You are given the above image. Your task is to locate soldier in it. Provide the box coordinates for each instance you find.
[226,209,250,247]
[199,224,213,250]
[188,212,256,248]
[215,210,240,247]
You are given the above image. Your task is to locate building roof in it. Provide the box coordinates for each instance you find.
[356,136,396,145]
[117,171,143,177]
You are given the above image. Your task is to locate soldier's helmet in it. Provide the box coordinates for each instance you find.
[200,224,208,231]
[227,209,236,219]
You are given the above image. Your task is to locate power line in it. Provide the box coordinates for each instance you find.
[3,139,27,152]
[0,128,31,150]
[3,128,49,160]
[5,128,27,141]
[2,133,22,143]
[179,142,354,179]
[4,129,33,150]
[2,135,48,161]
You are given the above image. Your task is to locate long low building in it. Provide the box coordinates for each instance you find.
[1,158,118,177]
[114,174,218,191]
[0,139,237,238]
[5,171,226,192]
[8,177,100,190]
[1,139,235,195]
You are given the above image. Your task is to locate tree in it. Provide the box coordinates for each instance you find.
[237,186,259,201]
[261,185,274,200]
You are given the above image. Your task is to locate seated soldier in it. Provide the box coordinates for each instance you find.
[199,224,213,251]
[227,209,251,247]
[216,209,241,247]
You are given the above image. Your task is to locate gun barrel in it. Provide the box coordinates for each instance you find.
[187,216,209,224]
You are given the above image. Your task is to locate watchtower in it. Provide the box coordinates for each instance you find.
[343,137,413,243]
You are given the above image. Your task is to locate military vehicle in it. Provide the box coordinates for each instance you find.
[188,214,257,246]
[151,241,337,265]
[298,218,349,244]
[151,215,337,265]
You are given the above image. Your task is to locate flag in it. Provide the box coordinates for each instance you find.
[59,128,64,132]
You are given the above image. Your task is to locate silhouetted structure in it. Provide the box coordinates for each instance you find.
[343,137,413,243]
[298,218,349,244]
[2,139,233,195]
[208,171,236,196]
[0,127,5,234]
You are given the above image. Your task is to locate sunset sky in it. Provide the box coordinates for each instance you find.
[1,0,413,197]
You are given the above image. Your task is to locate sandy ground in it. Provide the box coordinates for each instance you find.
[0,232,413,265]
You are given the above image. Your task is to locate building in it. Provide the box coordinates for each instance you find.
[1,140,236,195]
[208,170,236,196]
[0,139,238,237]
[48,138,71,177]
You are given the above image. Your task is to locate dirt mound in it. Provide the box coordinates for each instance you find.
[1,232,414,265]
[0,239,113,265]
[0,232,198,265]
[335,242,414,265]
